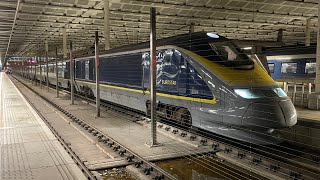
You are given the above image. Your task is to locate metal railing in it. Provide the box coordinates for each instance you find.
[281,79,315,107]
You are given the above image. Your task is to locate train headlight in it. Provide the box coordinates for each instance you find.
[234,88,287,99]
[234,89,261,99]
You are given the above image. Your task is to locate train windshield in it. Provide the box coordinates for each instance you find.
[209,42,254,69]
[210,43,239,61]
[187,40,254,69]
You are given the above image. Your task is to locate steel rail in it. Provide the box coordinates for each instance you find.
[11,75,177,180]
[10,76,98,180]
[12,74,320,180]
[62,85,320,179]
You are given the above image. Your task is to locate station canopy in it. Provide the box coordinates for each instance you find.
[0,0,319,60]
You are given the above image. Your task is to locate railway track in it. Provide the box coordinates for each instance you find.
[13,75,320,180]
[10,76,177,180]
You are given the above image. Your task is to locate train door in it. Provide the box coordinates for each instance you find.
[186,62,223,128]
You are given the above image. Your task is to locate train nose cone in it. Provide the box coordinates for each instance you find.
[242,100,297,129]
[278,100,297,127]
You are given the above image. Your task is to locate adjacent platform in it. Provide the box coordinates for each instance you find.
[297,107,320,127]
[0,72,86,180]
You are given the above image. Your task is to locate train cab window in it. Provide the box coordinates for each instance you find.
[268,63,275,73]
[186,41,253,69]
[305,62,316,74]
[281,63,297,73]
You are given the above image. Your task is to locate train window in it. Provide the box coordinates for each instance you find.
[64,62,70,79]
[100,54,142,86]
[281,63,297,73]
[305,62,316,74]
[75,61,81,79]
[89,59,95,81]
[85,60,89,80]
[58,62,64,78]
[268,63,275,73]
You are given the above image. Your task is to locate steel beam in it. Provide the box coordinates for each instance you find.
[45,40,49,91]
[149,7,158,147]
[55,46,59,97]
[63,28,67,58]
[4,0,21,65]
[39,52,42,89]
[70,41,74,105]
[306,18,311,46]
[103,0,110,50]
[316,1,320,92]
[95,31,100,117]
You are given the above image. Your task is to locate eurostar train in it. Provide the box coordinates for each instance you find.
[20,32,297,144]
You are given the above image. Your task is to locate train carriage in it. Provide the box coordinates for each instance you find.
[24,32,297,144]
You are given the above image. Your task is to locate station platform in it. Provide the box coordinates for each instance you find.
[0,73,86,180]
[297,107,320,122]
[296,107,320,129]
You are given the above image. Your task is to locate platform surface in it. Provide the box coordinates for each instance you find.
[297,107,320,122]
[0,73,86,180]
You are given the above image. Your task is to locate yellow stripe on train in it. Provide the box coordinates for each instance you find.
[76,80,216,104]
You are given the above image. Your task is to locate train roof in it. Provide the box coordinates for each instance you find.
[265,44,316,56]
[73,32,229,59]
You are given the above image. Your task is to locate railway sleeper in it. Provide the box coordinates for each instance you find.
[289,171,302,179]
[237,152,246,159]
[269,163,280,172]
[211,143,220,150]
[126,155,135,162]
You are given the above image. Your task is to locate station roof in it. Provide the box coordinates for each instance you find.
[0,0,319,60]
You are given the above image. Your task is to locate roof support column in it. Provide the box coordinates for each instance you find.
[70,41,75,105]
[189,23,195,33]
[45,40,49,91]
[63,28,67,58]
[308,1,320,110]
[306,18,311,47]
[146,7,160,148]
[39,50,42,89]
[277,29,283,42]
[103,0,110,50]
[55,47,59,98]
[95,31,100,117]
[316,0,320,92]
[34,56,37,86]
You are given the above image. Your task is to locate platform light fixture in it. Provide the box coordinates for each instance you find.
[242,47,252,50]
